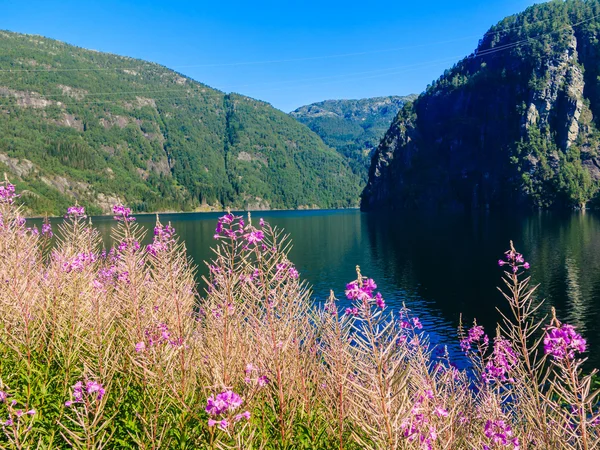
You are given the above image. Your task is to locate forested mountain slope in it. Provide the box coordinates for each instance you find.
[362,0,600,211]
[291,95,416,182]
[0,31,361,215]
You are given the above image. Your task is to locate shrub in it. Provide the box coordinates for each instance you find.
[0,182,598,449]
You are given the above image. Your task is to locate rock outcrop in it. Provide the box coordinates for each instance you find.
[362,0,600,211]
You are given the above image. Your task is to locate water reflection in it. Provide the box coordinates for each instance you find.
[31,209,600,368]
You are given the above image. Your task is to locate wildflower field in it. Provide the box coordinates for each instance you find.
[0,182,598,449]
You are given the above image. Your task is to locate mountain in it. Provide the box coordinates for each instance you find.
[362,0,600,212]
[0,31,361,216]
[290,95,416,182]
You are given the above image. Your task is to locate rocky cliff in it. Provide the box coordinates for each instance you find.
[362,0,600,211]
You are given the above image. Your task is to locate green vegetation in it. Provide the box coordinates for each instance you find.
[362,0,600,211]
[0,31,361,216]
[291,96,416,182]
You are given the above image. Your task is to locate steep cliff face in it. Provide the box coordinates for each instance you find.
[362,0,600,211]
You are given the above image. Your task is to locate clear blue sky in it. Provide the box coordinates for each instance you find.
[3,0,538,112]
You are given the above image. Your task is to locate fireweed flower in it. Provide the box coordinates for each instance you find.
[544,323,586,360]
[41,222,53,238]
[0,183,17,204]
[498,248,530,274]
[65,205,86,219]
[205,390,243,421]
[234,411,251,422]
[483,336,518,383]
[483,419,519,449]
[345,307,359,316]
[112,204,136,222]
[460,324,489,353]
[0,391,6,402]
[245,230,264,245]
[66,379,105,407]
[214,213,244,240]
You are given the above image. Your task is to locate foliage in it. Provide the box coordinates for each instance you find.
[0,31,361,216]
[291,96,416,183]
[0,183,599,448]
[362,0,600,211]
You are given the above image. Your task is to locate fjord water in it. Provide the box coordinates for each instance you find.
[87,209,600,367]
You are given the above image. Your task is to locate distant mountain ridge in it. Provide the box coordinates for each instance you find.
[362,0,600,211]
[0,30,361,216]
[291,95,416,181]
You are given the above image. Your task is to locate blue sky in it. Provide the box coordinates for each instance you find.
[3,0,538,112]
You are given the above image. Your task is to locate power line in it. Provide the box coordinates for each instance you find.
[0,13,598,106]
[0,11,591,74]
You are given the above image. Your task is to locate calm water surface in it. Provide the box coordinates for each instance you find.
[64,209,600,367]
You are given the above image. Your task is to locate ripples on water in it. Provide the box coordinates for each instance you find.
[35,209,600,368]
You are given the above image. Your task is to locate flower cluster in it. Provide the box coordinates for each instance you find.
[345,277,385,309]
[544,323,586,361]
[146,223,175,256]
[483,419,519,449]
[41,222,53,238]
[65,380,105,407]
[275,262,299,281]
[205,390,250,430]
[0,183,17,204]
[65,205,86,219]
[112,204,136,222]
[400,389,448,449]
[135,322,183,352]
[498,248,530,273]
[59,251,97,273]
[245,230,264,245]
[1,397,35,427]
[400,312,423,330]
[117,238,140,254]
[460,324,489,353]
[483,336,518,383]
[214,213,245,240]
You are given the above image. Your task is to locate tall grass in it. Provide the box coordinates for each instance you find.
[0,182,598,449]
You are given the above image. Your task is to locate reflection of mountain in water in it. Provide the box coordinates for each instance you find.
[28,210,600,368]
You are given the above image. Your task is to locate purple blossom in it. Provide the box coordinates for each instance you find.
[483,419,519,448]
[65,205,86,219]
[234,411,251,422]
[41,222,53,238]
[112,204,136,222]
[0,183,17,204]
[257,375,269,387]
[67,379,105,406]
[288,267,299,279]
[483,336,518,383]
[460,324,489,353]
[499,248,530,274]
[86,381,105,400]
[345,307,359,316]
[135,342,146,353]
[0,391,6,403]
[375,292,385,309]
[412,317,423,329]
[544,323,586,360]
[205,390,243,416]
[259,218,265,227]
[245,230,264,245]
